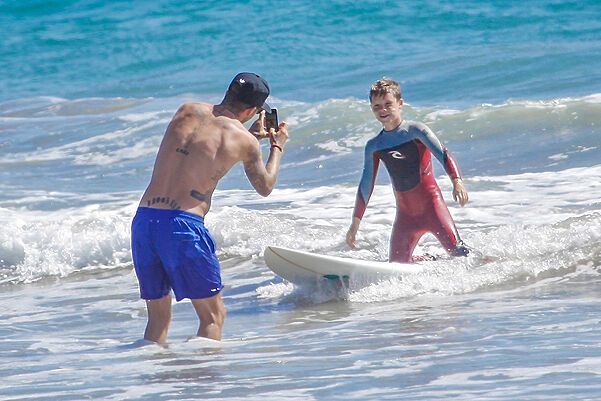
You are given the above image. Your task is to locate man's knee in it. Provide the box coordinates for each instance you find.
[193,294,226,325]
[210,301,226,326]
[146,295,172,320]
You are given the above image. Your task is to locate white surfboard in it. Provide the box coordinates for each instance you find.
[264,246,422,286]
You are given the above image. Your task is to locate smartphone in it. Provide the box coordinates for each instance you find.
[264,108,279,131]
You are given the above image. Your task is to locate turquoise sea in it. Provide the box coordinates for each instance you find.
[1,1,601,400]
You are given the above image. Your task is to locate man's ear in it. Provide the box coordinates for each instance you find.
[240,107,256,122]
[398,98,404,106]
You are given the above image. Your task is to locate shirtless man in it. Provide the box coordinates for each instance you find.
[346,78,469,263]
[131,72,288,343]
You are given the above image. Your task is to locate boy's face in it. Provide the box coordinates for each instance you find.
[370,93,403,127]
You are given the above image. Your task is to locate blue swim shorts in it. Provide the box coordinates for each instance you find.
[131,207,223,301]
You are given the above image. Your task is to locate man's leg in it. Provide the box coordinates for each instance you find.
[144,294,172,344]
[191,293,226,341]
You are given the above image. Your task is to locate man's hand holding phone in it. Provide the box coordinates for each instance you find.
[264,108,279,132]
[249,110,269,140]
[269,120,288,153]
[250,108,287,151]
[265,109,288,152]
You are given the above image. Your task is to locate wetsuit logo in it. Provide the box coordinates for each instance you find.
[389,150,406,159]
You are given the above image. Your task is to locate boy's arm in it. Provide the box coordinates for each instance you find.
[347,142,379,248]
[415,123,469,206]
[353,141,380,219]
[414,122,461,179]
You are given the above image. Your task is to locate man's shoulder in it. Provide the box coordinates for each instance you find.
[170,103,209,125]
[176,102,211,116]
[213,115,252,141]
[175,103,246,130]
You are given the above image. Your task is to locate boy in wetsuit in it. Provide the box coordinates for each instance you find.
[346,78,469,263]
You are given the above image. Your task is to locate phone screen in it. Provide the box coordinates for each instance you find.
[265,108,279,131]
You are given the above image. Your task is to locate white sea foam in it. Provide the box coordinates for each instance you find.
[2,164,599,285]
[0,205,134,283]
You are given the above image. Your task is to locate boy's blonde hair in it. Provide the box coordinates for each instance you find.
[369,78,402,102]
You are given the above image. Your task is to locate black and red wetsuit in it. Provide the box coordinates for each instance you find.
[353,120,469,262]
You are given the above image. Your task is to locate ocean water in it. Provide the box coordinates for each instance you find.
[1,1,601,400]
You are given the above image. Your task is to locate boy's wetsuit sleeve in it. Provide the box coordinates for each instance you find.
[414,122,462,180]
[353,139,380,220]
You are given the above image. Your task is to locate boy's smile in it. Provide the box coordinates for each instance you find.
[370,93,404,131]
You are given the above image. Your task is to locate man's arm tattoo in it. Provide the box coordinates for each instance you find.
[209,168,227,183]
[190,190,209,202]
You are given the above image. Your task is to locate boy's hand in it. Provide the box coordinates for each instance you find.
[345,218,361,249]
[452,178,469,207]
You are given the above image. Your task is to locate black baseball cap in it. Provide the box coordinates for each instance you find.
[228,72,271,112]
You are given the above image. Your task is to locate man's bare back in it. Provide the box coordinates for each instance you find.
[140,102,287,217]
[131,72,287,343]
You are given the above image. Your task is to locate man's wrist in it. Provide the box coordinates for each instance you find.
[271,144,283,152]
